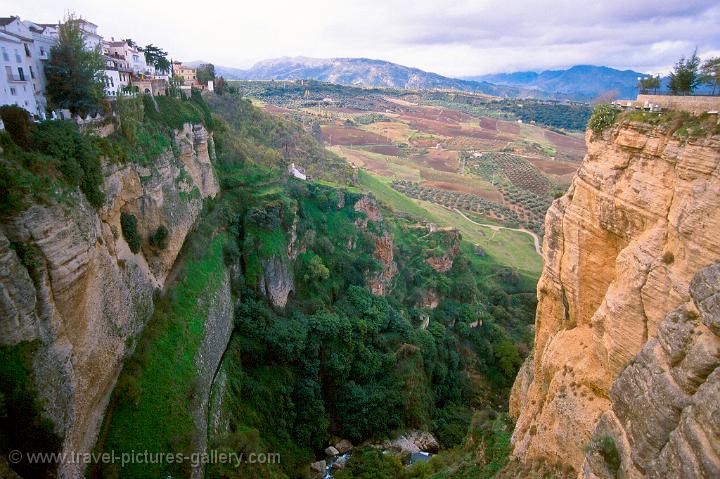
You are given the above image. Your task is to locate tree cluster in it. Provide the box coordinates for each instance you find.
[120,212,141,253]
[44,14,105,116]
[197,63,216,84]
[668,51,720,95]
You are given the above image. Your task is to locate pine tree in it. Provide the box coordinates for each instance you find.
[44,14,105,116]
[700,57,720,95]
[669,51,701,95]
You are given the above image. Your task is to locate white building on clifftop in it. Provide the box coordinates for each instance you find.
[0,16,58,117]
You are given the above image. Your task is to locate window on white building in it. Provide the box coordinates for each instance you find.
[39,46,45,57]
[17,67,25,81]
[5,66,12,80]
[9,87,16,95]
[29,66,34,79]
[1,47,8,61]
[24,44,31,57]
[15,49,21,63]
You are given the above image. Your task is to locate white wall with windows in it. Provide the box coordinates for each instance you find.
[103,69,123,97]
[0,29,40,116]
[26,22,58,116]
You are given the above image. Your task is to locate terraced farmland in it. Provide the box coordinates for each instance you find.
[238,80,584,246]
[461,152,560,233]
[392,180,521,224]
[466,152,552,195]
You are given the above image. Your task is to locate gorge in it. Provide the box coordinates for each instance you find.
[1,88,719,479]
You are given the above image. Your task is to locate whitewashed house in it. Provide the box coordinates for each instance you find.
[105,40,153,76]
[101,41,133,96]
[102,56,123,97]
[0,17,41,116]
[24,21,58,116]
[2,18,59,104]
[77,19,102,50]
[288,163,307,180]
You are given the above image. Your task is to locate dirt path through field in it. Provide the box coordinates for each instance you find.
[453,208,542,256]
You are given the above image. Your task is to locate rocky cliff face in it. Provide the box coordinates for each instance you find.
[354,195,397,296]
[581,263,720,478]
[0,123,218,478]
[509,121,720,474]
[258,255,294,308]
[190,270,234,479]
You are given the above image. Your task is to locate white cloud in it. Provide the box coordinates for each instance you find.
[4,0,719,76]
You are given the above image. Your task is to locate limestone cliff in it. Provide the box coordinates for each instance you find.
[0,123,217,478]
[582,263,720,478]
[353,195,397,296]
[509,120,720,474]
[258,255,294,308]
[190,270,234,479]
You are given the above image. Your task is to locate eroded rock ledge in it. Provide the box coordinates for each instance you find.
[582,262,720,478]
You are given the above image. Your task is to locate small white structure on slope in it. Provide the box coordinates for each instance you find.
[288,163,307,180]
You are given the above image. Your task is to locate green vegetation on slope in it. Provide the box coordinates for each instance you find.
[207,178,535,478]
[206,93,355,183]
[618,109,720,137]
[335,412,514,479]
[97,233,228,478]
[88,91,536,479]
[587,106,720,141]
[358,170,542,277]
[0,342,62,478]
[0,107,108,212]
[357,169,431,218]
[0,93,213,216]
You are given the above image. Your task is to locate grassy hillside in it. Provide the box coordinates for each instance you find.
[357,170,542,278]
[206,93,355,184]
[97,234,228,478]
[207,176,535,478]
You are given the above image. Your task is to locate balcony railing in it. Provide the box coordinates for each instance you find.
[7,74,27,82]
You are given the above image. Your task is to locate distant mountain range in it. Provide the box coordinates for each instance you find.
[465,65,646,100]
[201,57,562,99]
[195,58,652,101]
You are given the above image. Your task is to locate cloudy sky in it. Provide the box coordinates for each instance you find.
[6,0,720,77]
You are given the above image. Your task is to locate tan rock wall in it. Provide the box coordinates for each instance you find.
[353,195,398,296]
[0,124,217,478]
[510,122,720,472]
[581,263,720,478]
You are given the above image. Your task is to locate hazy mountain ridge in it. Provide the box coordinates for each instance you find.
[204,57,566,98]
[465,65,646,100]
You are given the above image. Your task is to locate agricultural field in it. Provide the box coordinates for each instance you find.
[357,171,543,276]
[234,80,589,269]
[391,180,521,225]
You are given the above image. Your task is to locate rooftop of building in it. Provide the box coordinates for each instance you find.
[0,29,32,42]
[0,16,19,27]
[0,30,24,43]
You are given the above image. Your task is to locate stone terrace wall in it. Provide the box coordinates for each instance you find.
[636,94,720,115]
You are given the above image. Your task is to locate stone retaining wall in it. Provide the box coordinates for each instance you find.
[636,94,720,114]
